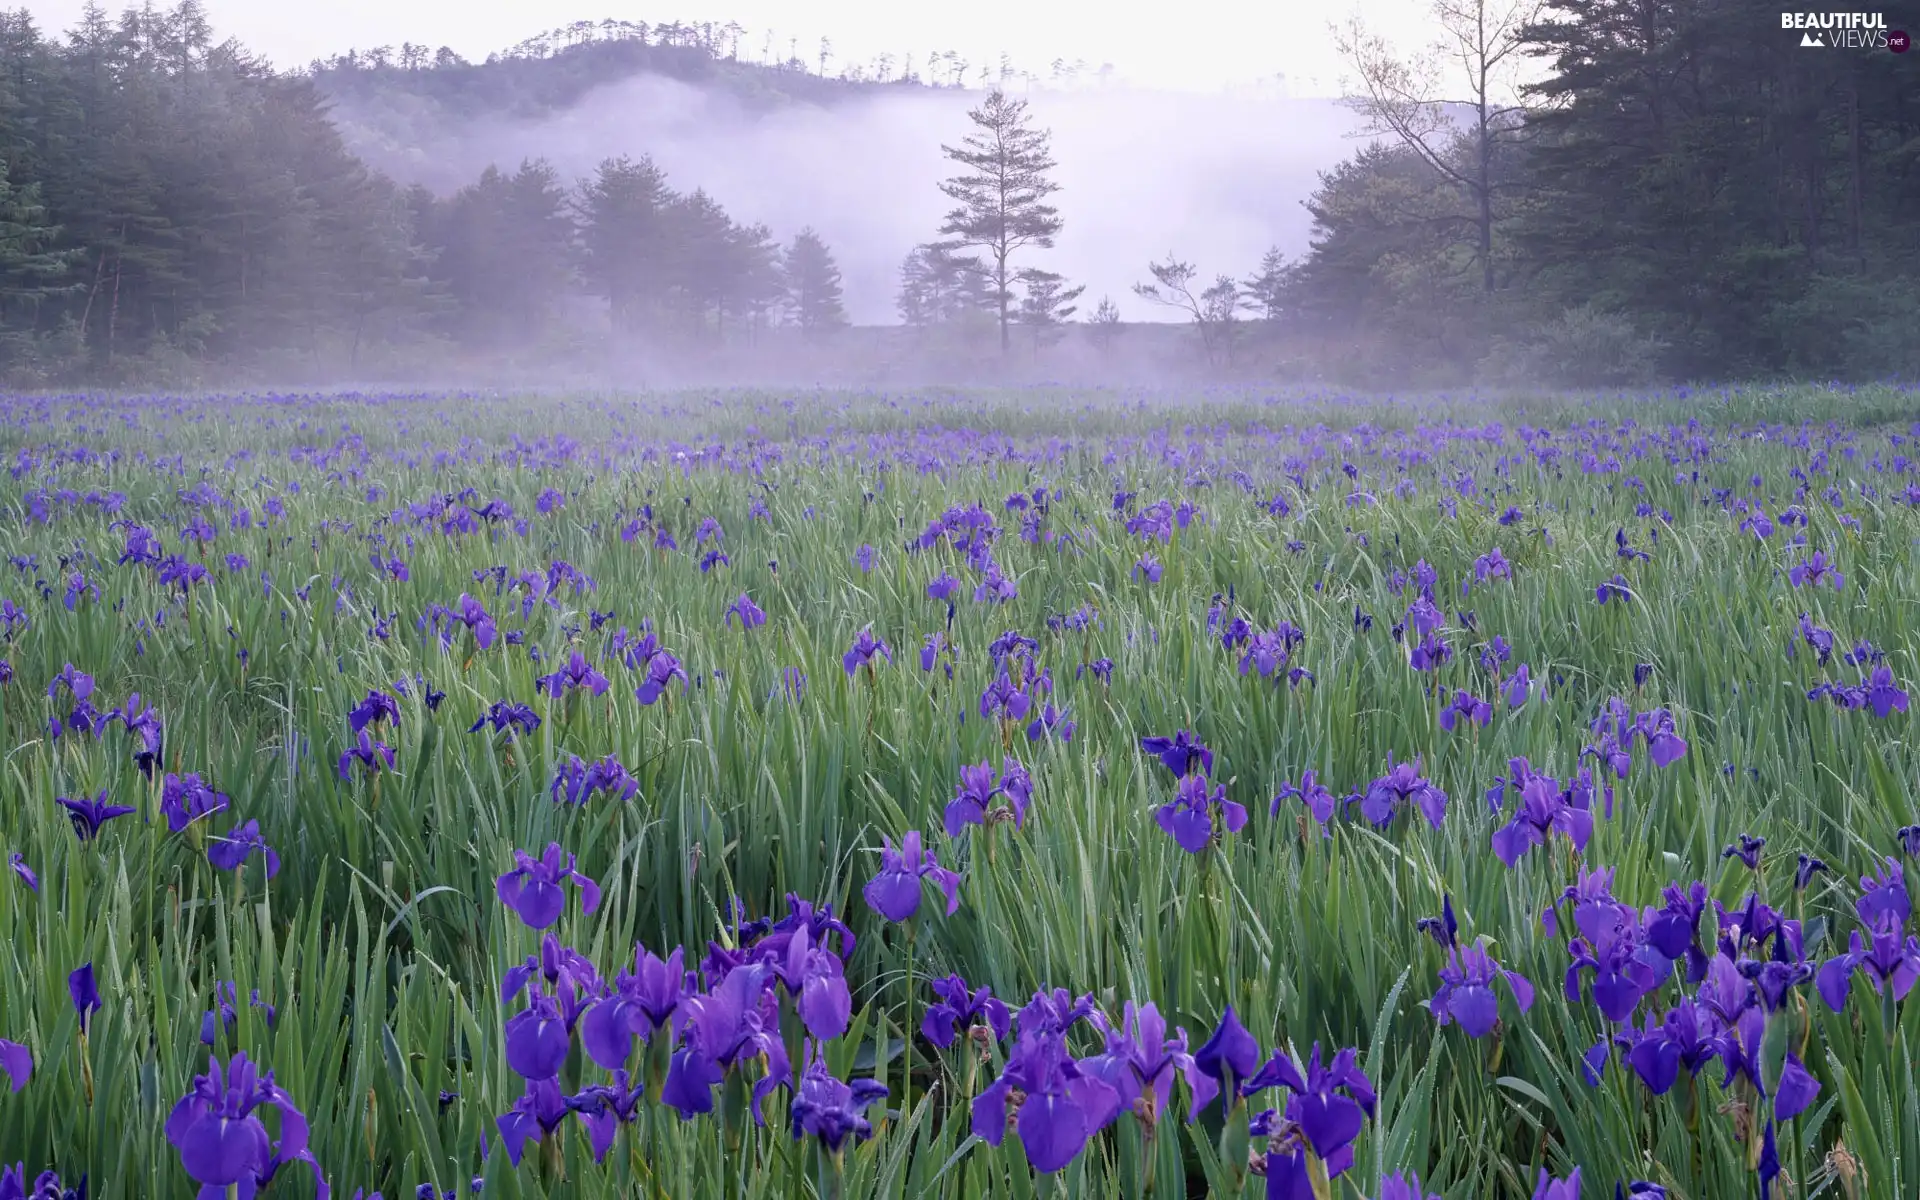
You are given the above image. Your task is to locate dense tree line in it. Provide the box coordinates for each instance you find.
[1260,0,1920,385]
[0,0,1913,386]
[0,2,846,383]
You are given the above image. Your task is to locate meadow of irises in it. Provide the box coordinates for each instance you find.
[1,382,1919,1200]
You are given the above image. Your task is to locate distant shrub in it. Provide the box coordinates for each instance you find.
[1478,304,1668,388]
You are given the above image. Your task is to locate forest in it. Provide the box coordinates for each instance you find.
[0,0,1913,387]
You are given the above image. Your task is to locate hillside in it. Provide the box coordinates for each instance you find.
[307,29,1365,327]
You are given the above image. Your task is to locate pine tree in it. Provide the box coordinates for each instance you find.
[576,155,674,333]
[1242,247,1292,325]
[781,227,846,337]
[1013,267,1083,354]
[935,90,1063,354]
[0,157,79,329]
[1087,295,1122,351]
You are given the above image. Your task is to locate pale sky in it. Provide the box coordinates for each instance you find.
[18,0,1435,95]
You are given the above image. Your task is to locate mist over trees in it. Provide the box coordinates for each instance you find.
[0,0,1912,387]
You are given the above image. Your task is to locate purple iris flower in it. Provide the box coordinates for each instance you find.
[1856,857,1912,929]
[1240,626,1303,679]
[1155,773,1248,854]
[1795,854,1828,891]
[1406,596,1443,636]
[1491,775,1594,867]
[1026,702,1076,743]
[1191,1005,1262,1113]
[1079,657,1115,685]
[57,791,136,842]
[789,1043,888,1152]
[6,853,33,894]
[1078,1001,1211,1126]
[1140,730,1213,778]
[843,627,893,676]
[725,593,768,631]
[1646,882,1711,984]
[1864,666,1910,718]
[634,650,688,706]
[347,689,400,735]
[1796,614,1836,665]
[851,543,877,574]
[1596,575,1632,604]
[1431,942,1535,1038]
[568,1070,647,1164]
[1416,896,1458,949]
[536,650,610,698]
[862,831,961,922]
[1716,893,1805,962]
[449,594,497,649]
[980,672,1033,722]
[943,759,1031,835]
[207,821,280,881]
[468,700,540,737]
[552,754,637,806]
[1273,770,1338,826]
[927,573,959,601]
[1816,924,1920,1012]
[922,975,1011,1049]
[1564,897,1669,1022]
[48,664,92,704]
[494,1079,570,1166]
[160,773,230,833]
[660,963,790,1122]
[971,1030,1121,1173]
[1530,1168,1581,1200]
[1631,708,1688,766]
[1615,1001,1719,1095]
[1359,757,1447,829]
[68,964,99,1032]
[100,693,164,773]
[1504,663,1534,708]
[503,991,570,1083]
[581,944,692,1071]
[770,925,853,1042]
[945,761,1002,835]
[1439,689,1491,732]
[1722,834,1766,871]
[1789,550,1842,590]
[0,1039,29,1093]
[199,982,276,1047]
[164,1053,326,1197]
[1243,1043,1376,1186]
[337,728,396,780]
[1377,1173,1442,1200]
[1133,554,1163,583]
[1736,930,1815,1016]
[495,843,602,931]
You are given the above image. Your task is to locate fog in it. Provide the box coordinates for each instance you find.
[328,75,1374,325]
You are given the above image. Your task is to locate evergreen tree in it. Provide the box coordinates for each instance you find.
[576,155,674,334]
[1013,268,1082,353]
[1086,295,1122,351]
[935,90,1063,354]
[781,227,846,336]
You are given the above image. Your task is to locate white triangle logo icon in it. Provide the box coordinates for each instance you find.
[1800,30,1824,46]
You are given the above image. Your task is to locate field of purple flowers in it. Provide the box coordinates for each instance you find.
[1,384,1918,1200]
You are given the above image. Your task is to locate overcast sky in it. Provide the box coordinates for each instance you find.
[18,0,1434,94]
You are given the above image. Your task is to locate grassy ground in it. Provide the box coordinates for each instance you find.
[1,382,1916,1199]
